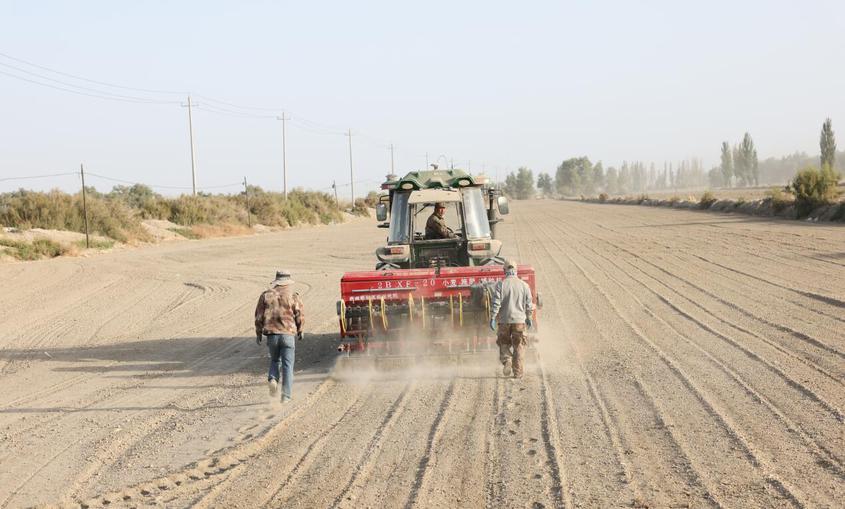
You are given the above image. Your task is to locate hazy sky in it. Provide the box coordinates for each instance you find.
[2,0,844,197]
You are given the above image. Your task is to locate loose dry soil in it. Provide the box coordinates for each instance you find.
[1,201,843,508]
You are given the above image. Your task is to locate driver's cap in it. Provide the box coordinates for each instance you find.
[504,259,517,271]
[434,202,446,209]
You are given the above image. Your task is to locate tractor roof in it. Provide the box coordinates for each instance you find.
[408,189,461,204]
[382,169,488,191]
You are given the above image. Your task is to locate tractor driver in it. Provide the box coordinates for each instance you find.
[425,202,457,240]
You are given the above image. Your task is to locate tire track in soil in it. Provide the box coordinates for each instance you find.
[556,219,845,418]
[563,215,845,371]
[511,207,639,508]
[528,215,806,507]
[536,360,574,509]
[559,225,845,478]
[79,378,340,508]
[1,335,252,508]
[523,219,713,508]
[484,375,505,507]
[404,374,495,508]
[589,220,845,333]
[0,304,254,449]
[249,389,371,508]
[586,217,845,328]
[403,379,457,509]
[331,381,416,508]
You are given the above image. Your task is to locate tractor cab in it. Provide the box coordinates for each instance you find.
[374,169,509,269]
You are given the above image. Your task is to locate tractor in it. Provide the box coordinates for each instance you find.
[336,168,540,363]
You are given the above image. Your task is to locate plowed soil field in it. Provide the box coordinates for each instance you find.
[1,201,843,508]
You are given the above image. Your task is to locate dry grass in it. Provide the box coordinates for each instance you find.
[188,223,254,238]
[699,190,717,209]
[0,238,71,261]
[0,186,345,244]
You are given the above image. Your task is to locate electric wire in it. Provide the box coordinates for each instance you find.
[85,172,241,191]
[193,94,285,113]
[0,52,504,184]
[0,70,178,105]
[0,171,78,183]
[0,61,180,104]
[0,51,186,95]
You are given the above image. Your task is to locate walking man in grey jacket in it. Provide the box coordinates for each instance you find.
[489,259,535,378]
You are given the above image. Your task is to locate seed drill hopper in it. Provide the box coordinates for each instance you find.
[335,168,540,370]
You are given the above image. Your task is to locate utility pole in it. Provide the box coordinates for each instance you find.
[450,158,454,169]
[243,177,252,227]
[332,180,339,207]
[80,164,90,248]
[346,128,354,205]
[182,96,198,196]
[277,113,288,199]
[389,143,395,174]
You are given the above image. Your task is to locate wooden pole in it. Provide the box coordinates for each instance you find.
[243,177,252,227]
[80,164,90,248]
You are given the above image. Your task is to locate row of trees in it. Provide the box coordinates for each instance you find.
[501,119,839,200]
[503,158,711,199]
[719,133,759,187]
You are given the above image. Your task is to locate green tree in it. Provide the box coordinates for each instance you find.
[536,172,554,197]
[515,167,535,199]
[503,168,535,199]
[605,167,619,194]
[503,172,519,198]
[593,162,605,192]
[555,157,591,195]
[720,141,733,187]
[618,164,631,194]
[707,167,723,188]
[791,165,842,216]
[736,132,757,186]
[820,118,836,170]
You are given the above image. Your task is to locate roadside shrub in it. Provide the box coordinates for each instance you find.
[1,186,346,243]
[832,203,845,221]
[351,198,370,217]
[790,165,842,217]
[363,191,379,207]
[74,239,115,250]
[699,190,717,209]
[636,194,649,204]
[764,187,793,213]
[598,192,608,203]
[0,238,69,260]
[0,189,148,243]
[168,227,202,239]
[668,195,680,205]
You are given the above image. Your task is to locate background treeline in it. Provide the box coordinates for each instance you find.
[0,184,370,243]
[502,119,843,200]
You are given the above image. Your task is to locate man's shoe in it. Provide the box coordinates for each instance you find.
[281,396,291,404]
[268,379,278,397]
[502,359,512,377]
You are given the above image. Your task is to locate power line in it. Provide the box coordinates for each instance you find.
[85,171,241,191]
[0,51,186,95]
[195,103,277,119]
[193,94,285,113]
[0,61,179,104]
[0,52,513,180]
[0,171,78,183]
[0,70,177,105]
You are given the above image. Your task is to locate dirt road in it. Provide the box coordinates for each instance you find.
[1,201,843,508]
